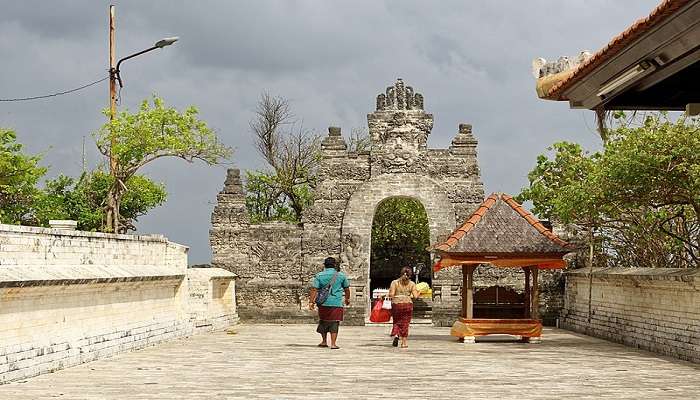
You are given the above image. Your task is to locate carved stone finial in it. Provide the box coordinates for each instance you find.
[321,126,347,152]
[451,123,477,150]
[376,78,424,111]
[222,168,245,195]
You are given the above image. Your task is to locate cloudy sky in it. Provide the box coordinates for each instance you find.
[1,1,660,263]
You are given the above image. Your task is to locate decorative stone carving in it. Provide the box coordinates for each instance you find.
[368,79,434,175]
[376,78,424,111]
[340,233,367,276]
[210,78,514,327]
[532,51,592,79]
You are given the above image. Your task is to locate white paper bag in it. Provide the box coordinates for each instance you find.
[381,299,392,310]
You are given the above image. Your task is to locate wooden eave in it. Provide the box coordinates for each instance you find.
[546,0,700,110]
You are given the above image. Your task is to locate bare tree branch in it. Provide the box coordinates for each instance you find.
[249,93,321,221]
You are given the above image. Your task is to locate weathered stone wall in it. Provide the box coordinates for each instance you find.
[561,268,700,363]
[210,168,310,321]
[210,79,489,326]
[240,222,308,322]
[0,224,238,384]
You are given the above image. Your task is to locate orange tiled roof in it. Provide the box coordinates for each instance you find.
[544,0,692,100]
[433,193,573,253]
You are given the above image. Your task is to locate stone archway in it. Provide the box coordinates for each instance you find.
[340,173,456,322]
[211,78,485,326]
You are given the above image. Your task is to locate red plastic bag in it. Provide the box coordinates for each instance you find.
[370,298,391,323]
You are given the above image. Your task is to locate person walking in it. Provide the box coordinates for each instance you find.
[309,257,350,349]
[388,266,421,348]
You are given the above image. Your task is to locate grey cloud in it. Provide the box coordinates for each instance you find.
[0,0,661,263]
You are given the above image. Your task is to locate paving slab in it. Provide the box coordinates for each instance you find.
[1,324,699,399]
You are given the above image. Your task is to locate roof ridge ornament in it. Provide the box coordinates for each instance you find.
[376,78,424,111]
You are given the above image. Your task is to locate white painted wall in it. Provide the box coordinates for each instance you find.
[0,224,237,384]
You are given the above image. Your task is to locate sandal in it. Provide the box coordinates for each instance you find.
[318,343,328,348]
[330,346,340,349]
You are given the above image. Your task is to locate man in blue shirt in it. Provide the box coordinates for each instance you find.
[309,257,350,349]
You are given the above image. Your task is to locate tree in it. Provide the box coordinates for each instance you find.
[518,113,700,268]
[97,96,232,233]
[371,197,431,286]
[250,93,321,221]
[0,129,47,224]
[35,170,166,232]
[517,141,601,225]
[348,127,371,153]
[244,170,297,223]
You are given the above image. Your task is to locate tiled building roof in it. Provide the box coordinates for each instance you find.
[544,0,692,100]
[433,193,573,254]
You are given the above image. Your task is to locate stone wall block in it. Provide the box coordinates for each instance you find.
[561,268,700,363]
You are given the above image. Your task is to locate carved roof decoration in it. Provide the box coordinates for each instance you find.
[376,78,424,111]
[433,193,574,254]
[542,0,692,100]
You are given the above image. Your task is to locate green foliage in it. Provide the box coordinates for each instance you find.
[517,142,600,224]
[601,114,700,213]
[245,170,300,223]
[370,197,431,284]
[519,113,700,268]
[34,171,166,232]
[97,96,232,178]
[0,129,47,224]
[96,95,232,232]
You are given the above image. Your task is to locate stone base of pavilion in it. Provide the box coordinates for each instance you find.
[451,318,542,343]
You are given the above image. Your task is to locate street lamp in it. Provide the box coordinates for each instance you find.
[113,37,179,87]
[106,4,178,233]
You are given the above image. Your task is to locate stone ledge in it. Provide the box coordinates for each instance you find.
[565,267,700,282]
[0,223,177,243]
[0,275,184,288]
[0,264,186,285]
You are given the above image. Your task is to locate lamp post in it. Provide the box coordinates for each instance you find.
[106,4,178,232]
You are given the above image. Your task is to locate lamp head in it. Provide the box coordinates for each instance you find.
[155,37,179,48]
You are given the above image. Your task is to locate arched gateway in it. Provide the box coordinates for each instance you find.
[210,79,485,326]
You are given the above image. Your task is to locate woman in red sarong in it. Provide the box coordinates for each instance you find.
[388,266,421,348]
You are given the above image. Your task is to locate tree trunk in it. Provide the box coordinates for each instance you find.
[105,182,123,233]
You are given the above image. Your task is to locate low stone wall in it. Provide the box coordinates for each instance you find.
[187,267,239,332]
[229,222,315,323]
[0,224,237,384]
[561,268,700,363]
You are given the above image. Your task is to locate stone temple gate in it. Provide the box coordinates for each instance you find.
[211,78,489,326]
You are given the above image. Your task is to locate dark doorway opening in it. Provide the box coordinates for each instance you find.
[474,285,527,319]
[369,197,432,318]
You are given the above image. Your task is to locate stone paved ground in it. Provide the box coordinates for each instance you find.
[1,324,699,399]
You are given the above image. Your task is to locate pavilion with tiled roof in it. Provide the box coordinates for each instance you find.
[431,193,575,343]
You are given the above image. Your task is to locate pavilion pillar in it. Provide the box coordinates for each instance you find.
[523,267,531,318]
[530,267,539,320]
[462,265,475,319]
